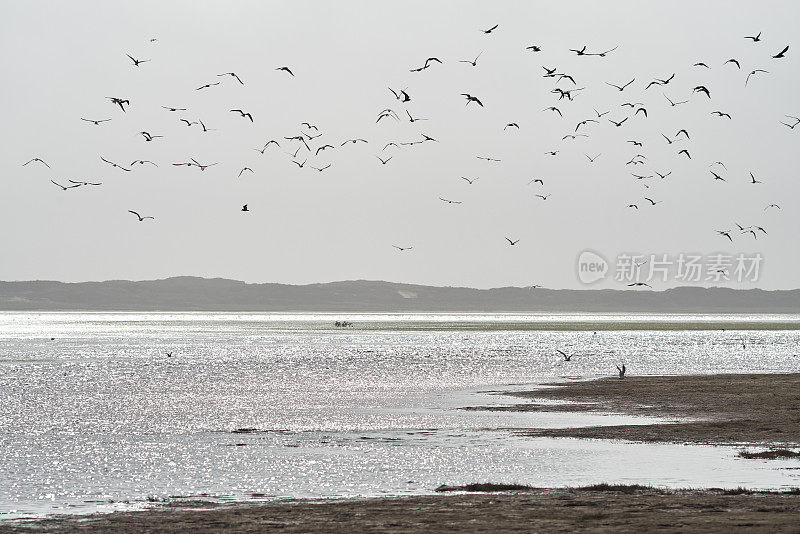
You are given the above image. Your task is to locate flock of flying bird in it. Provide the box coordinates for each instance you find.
[19,24,794,288]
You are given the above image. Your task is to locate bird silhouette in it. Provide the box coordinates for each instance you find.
[126,54,150,66]
[23,158,50,168]
[107,97,130,112]
[81,118,111,125]
[773,45,789,58]
[276,66,294,76]
[505,237,520,245]
[462,93,484,107]
[128,210,154,221]
[217,72,244,84]
[745,69,768,86]
[459,52,482,66]
[230,109,253,122]
[50,180,80,190]
[100,156,131,171]
[139,131,163,141]
[481,24,499,34]
[606,78,635,91]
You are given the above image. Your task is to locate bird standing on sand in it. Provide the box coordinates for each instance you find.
[617,364,626,379]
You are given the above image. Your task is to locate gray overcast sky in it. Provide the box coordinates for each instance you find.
[1,1,798,289]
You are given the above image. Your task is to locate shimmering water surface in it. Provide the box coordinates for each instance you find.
[1,312,799,519]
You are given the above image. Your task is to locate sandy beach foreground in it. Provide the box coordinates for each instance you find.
[5,488,800,534]
[5,373,800,533]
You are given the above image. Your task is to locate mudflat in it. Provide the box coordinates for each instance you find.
[493,373,800,445]
[5,487,800,533]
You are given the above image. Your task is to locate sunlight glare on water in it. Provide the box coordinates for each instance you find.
[1,312,799,518]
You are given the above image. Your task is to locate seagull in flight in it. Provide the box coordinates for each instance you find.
[605,78,635,91]
[744,31,762,42]
[68,179,101,186]
[556,349,572,362]
[717,230,733,242]
[217,72,244,84]
[664,94,688,107]
[81,117,111,125]
[459,52,482,66]
[476,156,501,162]
[162,106,187,112]
[535,194,551,200]
[376,156,392,165]
[462,93,484,107]
[764,204,781,210]
[131,159,157,167]
[393,245,413,251]
[461,176,479,185]
[745,69,768,86]
[711,111,732,119]
[275,66,294,76]
[139,131,163,141]
[107,97,130,112]
[238,167,254,178]
[439,197,462,204]
[128,210,154,221]
[125,54,150,66]
[196,82,220,90]
[505,237,520,245]
[230,109,253,122]
[773,45,789,59]
[100,156,131,171]
[627,282,652,288]
[50,180,80,190]
[406,110,428,122]
[23,157,50,168]
[481,24,499,34]
[749,172,763,184]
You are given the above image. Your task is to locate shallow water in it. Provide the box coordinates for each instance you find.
[1,313,799,519]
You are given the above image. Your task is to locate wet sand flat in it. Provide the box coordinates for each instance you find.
[5,488,800,533]
[503,373,800,445]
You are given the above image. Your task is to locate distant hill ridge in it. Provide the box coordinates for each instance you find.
[0,277,798,312]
